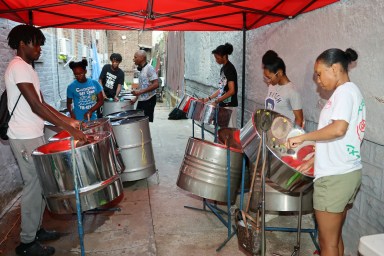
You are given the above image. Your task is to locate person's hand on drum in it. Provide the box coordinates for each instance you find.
[286,134,305,149]
[296,155,314,175]
[68,127,87,142]
[130,97,138,105]
[131,90,142,97]
[83,111,91,121]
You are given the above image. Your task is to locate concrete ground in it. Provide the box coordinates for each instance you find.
[0,102,319,256]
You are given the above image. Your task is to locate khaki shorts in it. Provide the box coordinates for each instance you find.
[313,169,362,213]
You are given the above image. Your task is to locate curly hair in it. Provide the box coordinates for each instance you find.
[69,59,88,70]
[7,24,46,50]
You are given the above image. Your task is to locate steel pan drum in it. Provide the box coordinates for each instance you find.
[32,131,123,214]
[177,94,196,113]
[44,122,62,141]
[187,99,205,121]
[104,110,145,121]
[103,99,134,116]
[177,137,243,202]
[49,118,114,142]
[250,177,313,212]
[112,116,156,181]
[202,104,232,127]
[254,109,314,192]
[240,113,260,163]
[48,118,125,174]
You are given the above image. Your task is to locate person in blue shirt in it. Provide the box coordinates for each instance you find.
[67,59,103,121]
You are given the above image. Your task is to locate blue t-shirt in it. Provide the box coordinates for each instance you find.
[67,78,102,121]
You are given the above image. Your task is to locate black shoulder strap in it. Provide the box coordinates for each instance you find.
[9,93,22,117]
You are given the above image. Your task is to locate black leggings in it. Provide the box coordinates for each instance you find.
[136,96,157,122]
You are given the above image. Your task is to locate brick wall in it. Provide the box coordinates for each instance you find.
[184,0,384,254]
[106,30,152,83]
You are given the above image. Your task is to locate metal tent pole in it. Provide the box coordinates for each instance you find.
[70,137,85,256]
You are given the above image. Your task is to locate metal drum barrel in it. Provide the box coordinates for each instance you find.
[103,99,134,116]
[112,116,156,181]
[32,131,123,214]
[177,137,243,202]
[250,177,313,212]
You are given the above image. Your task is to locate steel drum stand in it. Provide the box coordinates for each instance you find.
[264,184,319,255]
[70,137,85,256]
[256,110,319,255]
[185,107,247,251]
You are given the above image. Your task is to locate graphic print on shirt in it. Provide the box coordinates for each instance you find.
[218,72,231,104]
[76,86,97,111]
[265,91,282,110]
[105,72,117,89]
[357,99,366,142]
[346,99,366,160]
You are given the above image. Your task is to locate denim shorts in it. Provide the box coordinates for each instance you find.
[313,169,362,213]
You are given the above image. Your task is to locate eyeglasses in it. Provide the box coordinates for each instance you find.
[263,72,279,83]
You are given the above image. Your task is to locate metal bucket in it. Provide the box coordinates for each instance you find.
[112,116,156,181]
[103,99,134,116]
[254,109,314,192]
[201,104,232,127]
[176,137,243,202]
[31,131,123,214]
[177,94,196,113]
[104,110,145,121]
[250,177,313,212]
[187,99,205,121]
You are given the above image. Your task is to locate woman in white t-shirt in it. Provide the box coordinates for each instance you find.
[287,48,366,256]
[262,50,303,127]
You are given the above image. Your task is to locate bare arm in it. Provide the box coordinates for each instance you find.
[293,109,304,128]
[19,83,86,141]
[202,89,220,103]
[114,84,122,101]
[215,81,235,103]
[287,119,349,148]
[66,98,75,119]
[132,79,159,96]
[84,92,104,119]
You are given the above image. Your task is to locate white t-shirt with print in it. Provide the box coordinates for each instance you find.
[314,82,366,180]
[5,56,44,139]
[265,82,302,122]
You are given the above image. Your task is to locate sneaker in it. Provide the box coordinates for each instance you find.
[15,241,55,256]
[35,228,61,242]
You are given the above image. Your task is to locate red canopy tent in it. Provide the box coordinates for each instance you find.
[0,0,339,125]
[0,0,338,31]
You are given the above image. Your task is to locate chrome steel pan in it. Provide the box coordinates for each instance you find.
[177,137,243,202]
[32,131,123,214]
